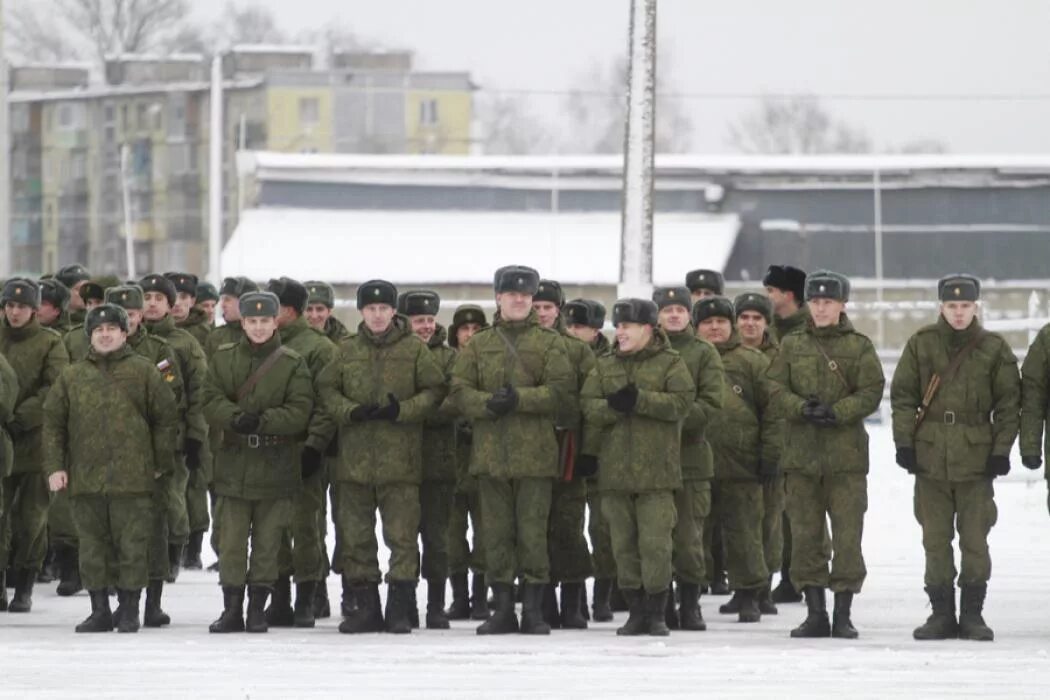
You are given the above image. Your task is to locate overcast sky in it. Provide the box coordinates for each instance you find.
[191,0,1050,153]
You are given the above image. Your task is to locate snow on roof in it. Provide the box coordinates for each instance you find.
[104,52,205,62]
[231,44,315,55]
[9,78,264,103]
[222,208,739,286]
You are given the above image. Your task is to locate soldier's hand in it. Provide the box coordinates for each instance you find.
[1022,454,1042,470]
[801,398,833,425]
[369,393,401,421]
[301,447,323,480]
[184,438,203,471]
[575,454,599,478]
[895,446,917,473]
[486,384,519,417]
[48,471,68,492]
[757,460,779,485]
[606,383,639,414]
[349,403,378,423]
[985,454,1010,478]
[231,412,261,434]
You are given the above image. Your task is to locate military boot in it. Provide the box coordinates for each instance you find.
[719,591,741,614]
[759,577,779,615]
[958,584,994,641]
[38,546,56,583]
[521,583,552,635]
[165,544,182,584]
[610,583,629,612]
[426,578,451,629]
[470,573,489,621]
[182,531,204,570]
[312,580,331,619]
[737,589,762,623]
[913,585,958,640]
[384,581,414,634]
[664,584,680,630]
[541,583,561,629]
[246,585,270,633]
[143,579,171,627]
[616,589,647,636]
[677,582,707,631]
[265,574,295,627]
[446,572,471,620]
[646,589,671,636]
[476,582,518,635]
[710,570,730,596]
[339,583,384,634]
[832,592,858,639]
[790,586,831,638]
[580,583,590,622]
[341,575,357,617]
[293,580,318,628]
[772,570,803,603]
[209,586,246,633]
[56,544,83,597]
[8,569,35,612]
[117,589,141,633]
[408,585,420,629]
[559,582,588,629]
[76,590,114,633]
[111,589,126,630]
[592,578,614,622]
[0,570,7,610]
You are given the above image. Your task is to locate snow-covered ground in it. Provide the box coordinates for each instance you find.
[5,425,1050,699]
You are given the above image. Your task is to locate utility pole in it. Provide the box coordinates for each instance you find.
[208,53,224,286]
[0,0,11,276]
[120,144,136,279]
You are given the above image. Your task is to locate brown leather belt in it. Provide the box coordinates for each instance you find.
[222,432,303,448]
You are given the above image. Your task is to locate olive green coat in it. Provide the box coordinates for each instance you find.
[279,316,338,453]
[767,314,885,476]
[0,353,18,476]
[177,306,213,347]
[893,317,1019,481]
[146,315,208,447]
[324,316,353,344]
[581,331,694,492]
[317,316,446,485]
[772,305,810,342]
[423,326,457,482]
[205,321,244,358]
[1021,323,1050,471]
[665,328,723,480]
[711,333,778,480]
[43,344,178,496]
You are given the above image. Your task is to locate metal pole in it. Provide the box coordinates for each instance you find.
[120,144,136,279]
[0,0,11,276]
[617,0,657,301]
[873,168,884,347]
[208,53,224,286]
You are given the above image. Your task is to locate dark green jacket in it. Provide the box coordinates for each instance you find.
[318,317,446,485]
[772,305,810,342]
[146,315,208,447]
[450,310,573,480]
[0,354,18,477]
[711,332,777,480]
[423,325,457,482]
[279,316,338,453]
[756,331,778,360]
[664,328,723,480]
[202,334,314,500]
[581,331,694,492]
[592,332,612,357]
[43,345,178,496]
[894,317,1019,481]
[205,321,244,359]
[1021,323,1050,472]
[177,306,213,347]
[324,316,353,344]
[767,314,884,476]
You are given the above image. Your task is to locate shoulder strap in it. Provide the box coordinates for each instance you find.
[811,337,852,392]
[236,345,290,402]
[915,330,987,429]
[494,327,538,385]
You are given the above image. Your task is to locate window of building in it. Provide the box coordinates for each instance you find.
[11,106,29,133]
[71,152,87,180]
[152,103,163,131]
[299,97,320,129]
[419,99,439,126]
[58,104,73,129]
[104,104,115,125]
[137,104,148,131]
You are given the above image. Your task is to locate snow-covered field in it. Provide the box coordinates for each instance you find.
[5,425,1050,699]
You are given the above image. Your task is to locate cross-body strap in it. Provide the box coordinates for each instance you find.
[236,345,290,403]
[811,337,852,393]
[494,327,538,386]
[914,330,987,429]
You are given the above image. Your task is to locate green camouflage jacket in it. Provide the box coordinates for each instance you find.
[177,306,213,347]
[772,305,810,342]
[146,315,208,447]
[711,332,778,480]
[280,315,338,453]
[0,353,18,476]
[324,316,353,344]
[664,328,723,480]
[1021,323,1050,474]
[423,325,458,482]
[205,321,244,358]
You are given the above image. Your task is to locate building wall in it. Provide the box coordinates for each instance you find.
[266,87,334,153]
[405,89,472,155]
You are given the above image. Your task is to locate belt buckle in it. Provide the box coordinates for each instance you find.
[943,411,956,425]
[247,434,260,448]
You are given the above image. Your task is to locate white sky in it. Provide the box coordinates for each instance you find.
[190,0,1050,153]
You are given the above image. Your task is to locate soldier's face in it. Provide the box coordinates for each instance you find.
[658,304,691,333]
[532,301,560,329]
[616,322,652,354]
[941,301,977,331]
[125,308,143,335]
[498,292,532,322]
[305,303,331,331]
[809,298,845,328]
[198,299,217,323]
[172,292,195,321]
[691,289,717,304]
[68,281,86,310]
[221,294,241,322]
[3,301,34,328]
[697,316,732,344]
[456,322,481,347]
[737,310,767,345]
[36,301,62,326]
[409,314,437,343]
[243,315,278,344]
[142,291,170,321]
[362,303,395,334]
[567,324,598,344]
[90,322,127,354]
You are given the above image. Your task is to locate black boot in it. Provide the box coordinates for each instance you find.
[446,572,470,620]
[339,582,384,633]
[408,585,420,629]
[117,589,141,633]
[616,588,647,636]
[8,569,35,612]
[76,589,114,633]
[913,585,958,640]
[384,581,413,634]
[645,589,671,636]
[759,578,779,615]
[56,544,83,597]
[0,570,6,610]
[610,583,629,612]
[790,586,831,638]
[541,583,561,629]
[470,573,489,621]
[719,591,741,614]
[165,544,182,584]
[144,579,171,627]
[832,591,858,638]
[312,580,331,619]
[476,582,518,635]
[206,561,220,572]
[426,578,451,629]
[772,570,803,603]
[521,583,551,635]
[710,570,730,596]
[580,583,590,622]
[677,582,706,631]
[737,589,762,623]
[592,578,614,622]
[209,586,246,633]
[293,580,317,628]
[958,584,994,641]
[246,585,270,633]
[265,575,294,627]
[664,584,680,630]
[182,531,204,570]
[559,582,588,629]
[340,576,357,618]
[111,589,125,630]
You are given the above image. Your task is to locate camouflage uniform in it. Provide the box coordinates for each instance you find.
[1023,322,1050,514]
[0,354,17,506]
[177,306,213,347]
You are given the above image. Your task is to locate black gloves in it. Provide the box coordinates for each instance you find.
[986,454,1010,478]
[607,384,639,415]
[486,384,519,417]
[349,403,378,423]
[184,438,203,471]
[575,454,599,479]
[757,460,779,485]
[801,397,836,427]
[895,446,917,474]
[1022,454,1042,470]
[301,447,323,480]
[456,422,473,446]
[370,394,401,422]
[231,412,261,434]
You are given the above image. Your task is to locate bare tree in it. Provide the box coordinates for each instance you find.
[5,1,79,62]
[892,139,950,154]
[216,1,286,45]
[728,95,872,154]
[477,94,556,155]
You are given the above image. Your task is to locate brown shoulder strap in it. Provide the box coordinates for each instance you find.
[915,330,987,428]
[811,338,851,392]
[236,345,290,402]
[494,327,538,386]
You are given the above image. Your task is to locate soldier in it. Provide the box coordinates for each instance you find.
[0,278,70,611]
[205,277,260,358]
[304,281,352,343]
[167,272,210,347]
[444,304,490,621]
[317,280,445,634]
[54,264,91,326]
[37,279,71,333]
[767,270,884,639]
[195,282,220,329]
[735,292,777,357]
[263,277,337,629]
[202,291,313,633]
[63,280,114,360]
[1023,297,1050,513]
[686,269,724,305]
[43,303,178,633]
[652,287,724,630]
[0,353,16,489]
[580,298,694,636]
[893,275,1019,641]
[693,296,777,622]
[449,265,573,635]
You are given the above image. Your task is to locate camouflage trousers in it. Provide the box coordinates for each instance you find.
[448,479,484,576]
[0,471,50,572]
[72,494,152,591]
[785,472,867,594]
[604,490,677,595]
[149,476,171,581]
[166,458,190,546]
[186,461,211,535]
[762,476,785,576]
[217,495,292,588]
[717,480,769,591]
[586,480,616,580]
[336,481,420,584]
[549,478,593,583]
[673,479,711,586]
[48,489,78,547]
[276,467,327,583]
[478,476,551,585]
[914,476,997,587]
[419,479,454,581]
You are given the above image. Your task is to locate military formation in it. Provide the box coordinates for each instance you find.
[0,259,1043,642]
